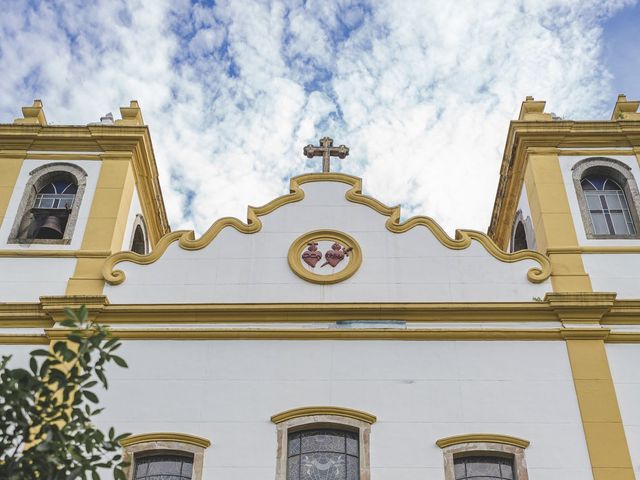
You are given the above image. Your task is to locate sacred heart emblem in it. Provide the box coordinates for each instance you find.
[289,230,362,284]
[321,242,352,268]
[302,242,322,267]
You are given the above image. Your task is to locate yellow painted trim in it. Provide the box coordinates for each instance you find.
[91,301,560,324]
[44,327,565,341]
[0,334,49,344]
[548,246,640,254]
[565,339,635,478]
[271,406,376,425]
[436,433,530,449]
[288,230,362,284]
[556,149,637,156]
[0,250,111,258]
[103,173,551,285]
[13,329,640,344]
[120,432,211,449]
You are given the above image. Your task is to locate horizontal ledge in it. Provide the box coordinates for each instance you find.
[436,433,530,449]
[0,250,111,258]
[120,432,211,449]
[271,406,376,425]
[44,328,565,341]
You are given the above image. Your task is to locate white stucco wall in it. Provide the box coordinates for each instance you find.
[82,339,590,480]
[106,181,551,303]
[582,254,640,299]
[606,344,640,478]
[0,257,75,301]
[0,158,102,250]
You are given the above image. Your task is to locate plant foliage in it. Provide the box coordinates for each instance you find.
[0,306,129,479]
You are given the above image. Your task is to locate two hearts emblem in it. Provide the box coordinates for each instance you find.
[302,241,352,269]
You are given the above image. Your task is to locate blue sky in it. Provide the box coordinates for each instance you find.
[1,0,638,235]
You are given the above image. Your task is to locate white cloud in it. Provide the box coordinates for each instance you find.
[0,0,635,236]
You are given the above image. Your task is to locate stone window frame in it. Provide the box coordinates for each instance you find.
[129,214,149,254]
[8,162,88,244]
[119,432,211,480]
[271,406,377,480]
[572,157,640,239]
[436,434,530,480]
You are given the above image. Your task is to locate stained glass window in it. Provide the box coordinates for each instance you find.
[133,454,193,480]
[454,455,514,480]
[581,175,636,235]
[287,429,359,480]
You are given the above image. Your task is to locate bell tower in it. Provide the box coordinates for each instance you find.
[0,100,169,300]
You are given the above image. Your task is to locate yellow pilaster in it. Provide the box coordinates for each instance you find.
[549,294,635,480]
[66,157,135,295]
[566,336,635,480]
[524,152,592,291]
[0,153,26,225]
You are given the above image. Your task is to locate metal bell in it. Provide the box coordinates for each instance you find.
[37,215,64,239]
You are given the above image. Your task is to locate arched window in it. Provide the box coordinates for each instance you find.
[581,175,635,235]
[509,209,535,252]
[130,215,149,254]
[8,163,88,244]
[572,158,640,239]
[271,407,376,480]
[436,434,530,480]
[120,433,210,480]
[512,222,528,252]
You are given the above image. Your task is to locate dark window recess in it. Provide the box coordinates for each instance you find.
[133,454,193,480]
[30,178,77,240]
[512,222,528,251]
[454,455,515,480]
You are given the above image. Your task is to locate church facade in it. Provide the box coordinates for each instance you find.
[1,96,640,480]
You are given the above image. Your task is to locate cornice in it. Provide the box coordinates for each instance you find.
[103,173,550,286]
[44,327,565,341]
[271,406,377,425]
[436,433,530,449]
[120,432,211,449]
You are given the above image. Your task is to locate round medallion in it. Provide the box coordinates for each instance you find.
[288,230,362,284]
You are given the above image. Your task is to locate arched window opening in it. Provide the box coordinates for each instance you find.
[133,453,193,480]
[120,432,210,480]
[271,407,376,480]
[572,158,640,239]
[436,434,530,480]
[31,175,78,240]
[454,455,515,480]
[581,175,636,236]
[287,429,359,480]
[512,222,528,252]
[8,163,88,245]
[131,225,147,254]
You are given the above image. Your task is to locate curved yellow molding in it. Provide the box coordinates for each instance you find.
[103,173,551,285]
[120,432,211,449]
[436,433,530,449]
[271,406,377,425]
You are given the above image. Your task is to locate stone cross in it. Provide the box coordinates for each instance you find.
[303,137,349,173]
